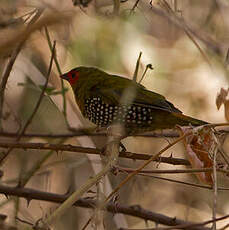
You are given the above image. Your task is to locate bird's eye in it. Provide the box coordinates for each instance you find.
[71,73,76,78]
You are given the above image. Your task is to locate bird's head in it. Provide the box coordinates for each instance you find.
[60,67,82,87]
[60,66,104,90]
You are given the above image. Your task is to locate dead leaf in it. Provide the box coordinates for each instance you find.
[178,126,217,185]
[216,88,229,122]
[216,88,228,110]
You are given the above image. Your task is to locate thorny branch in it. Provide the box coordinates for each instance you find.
[125,214,229,230]
[41,125,124,227]
[0,141,190,166]
[117,166,229,175]
[0,126,228,139]
[0,129,181,138]
[0,184,210,230]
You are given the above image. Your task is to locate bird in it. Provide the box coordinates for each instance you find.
[60,66,208,134]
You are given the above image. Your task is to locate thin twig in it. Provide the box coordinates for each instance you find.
[105,132,191,203]
[218,146,229,169]
[0,9,44,130]
[44,27,67,117]
[81,217,93,230]
[149,5,221,55]
[41,125,123,227]
[118,166,229,174]
[137,174,229,191]
[159,0,212,68]
[212,149,217,230]
[22,9,38,23]
[0,40,56,164]
[138,64,153,84]
[129,0,140,16]
[128,214,229,230]
[133,52,142,82]
[225,48,229,66]
[212,131,218,230]
[219,223,229,230]
[21,42,56,136]
[212,129,229,169]
[16,217,33,226]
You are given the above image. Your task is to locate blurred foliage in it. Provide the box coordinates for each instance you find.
[0,0,228,229]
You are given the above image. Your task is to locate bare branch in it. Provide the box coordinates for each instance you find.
[0,141,190,165]
[0,184,210,230]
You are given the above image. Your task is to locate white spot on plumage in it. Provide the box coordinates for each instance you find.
[84,97,155,127]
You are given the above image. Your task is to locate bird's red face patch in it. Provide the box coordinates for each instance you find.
[61,70,79,86]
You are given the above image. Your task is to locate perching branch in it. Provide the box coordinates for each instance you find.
[0,141,191,166]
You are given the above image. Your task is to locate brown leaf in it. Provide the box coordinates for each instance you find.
[216,88,229,110]
[178,126,216,185]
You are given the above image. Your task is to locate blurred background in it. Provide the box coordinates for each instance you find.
[0,0,229,229]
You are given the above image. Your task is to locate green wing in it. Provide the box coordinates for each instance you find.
[89,75,182,114]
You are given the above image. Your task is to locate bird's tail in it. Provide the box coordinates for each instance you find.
[172,113,208,127]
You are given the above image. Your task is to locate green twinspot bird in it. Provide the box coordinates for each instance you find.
[60,66,207,134]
